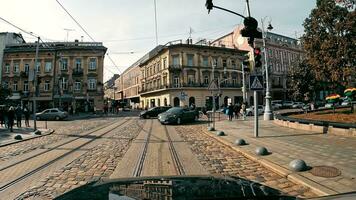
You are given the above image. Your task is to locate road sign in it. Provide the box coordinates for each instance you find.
[208,80,219,91]
[249,75,264,91]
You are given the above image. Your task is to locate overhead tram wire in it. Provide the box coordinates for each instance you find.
[55,0,127,75]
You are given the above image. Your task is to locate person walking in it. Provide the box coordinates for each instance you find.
[15,105,23,128]
[7,106,15,132]
[23,106,30,127]
[228,103,234,121]
[241,102,247,120]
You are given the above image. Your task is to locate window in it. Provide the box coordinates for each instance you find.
[5,64,10,73]
[173,76,179,88]
[231,60,236,69]
[44,80,50,91]
[204,75,209,85]
[60,58,68,70]
[36,62,41,73]
[45,61,52,73]
[51,109,59,113]
[13,81,18,91]
[89,58,97,70]
[188,74,195,85]
[88,79,96,90]
[14,63,19,73]
[24,64,30,73]
[60,77,68,90]
[162,58,167,69]
[222,59,227,68]
[75,58,82,70]
[232,77,237,85]
[74,81,81,91]
[187,54,194,66]
[24,81,29,92]
[172,55,179,66]
[212,58,218,67]
[3,81,9,88]
[202,56,209,67]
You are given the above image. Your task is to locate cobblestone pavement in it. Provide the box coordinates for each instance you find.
[0,117,119,163]
[174,124,317,198]
[16,118,145,200]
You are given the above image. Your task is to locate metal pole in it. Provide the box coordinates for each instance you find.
[245,0,251,17]
[262,18,273,120]
[254,91,258,137]
[242,63,246,103]
[212,63,216,131]
[33,37,40,131]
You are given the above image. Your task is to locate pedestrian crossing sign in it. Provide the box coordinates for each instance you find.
[249,75,264,90]
[208,80,219,91]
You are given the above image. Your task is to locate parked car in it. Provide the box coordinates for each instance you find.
[341,99,351,106]
[35,108,68,120]
[292,102,304,108]
[140,106,171,118]
[158,107,199,125]
[324,103,334,108]
[271,100,282,110]
[246,105,264,116]
[282,101,294,108]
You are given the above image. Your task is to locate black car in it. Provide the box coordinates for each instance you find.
[140,106,171,118]
[158,107,199,125]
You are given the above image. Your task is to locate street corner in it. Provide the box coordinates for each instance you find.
[0,127,54,147]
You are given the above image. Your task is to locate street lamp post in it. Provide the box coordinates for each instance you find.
[261,17,274,120]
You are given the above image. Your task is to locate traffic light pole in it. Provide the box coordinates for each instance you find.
[33,37,40,131]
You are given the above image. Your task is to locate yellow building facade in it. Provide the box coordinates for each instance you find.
[139,42,250,109]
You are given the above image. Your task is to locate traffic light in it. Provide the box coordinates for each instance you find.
[242,52,251,73]
[240,17,262,46]
[205,0,213,13]
[254,48,262,68]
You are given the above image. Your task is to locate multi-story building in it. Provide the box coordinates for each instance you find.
[0,32,25,81]
[2,41,107,112]
[104,74,120,101]
[211,25,304,101]
[138,40,248,109]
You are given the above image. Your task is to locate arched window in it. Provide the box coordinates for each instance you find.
[173,97,180,107]
[189,97,195,107]
[164,98,168,106]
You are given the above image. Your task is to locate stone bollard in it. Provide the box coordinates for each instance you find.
[216,131,225,136]
[34,130,42,135]
[207,126,215,131]
[289,159,308,172]
[14,135,23,140]
[255,147,269,156]
[235,139,247,146]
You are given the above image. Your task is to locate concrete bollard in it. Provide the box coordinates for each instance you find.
[235,139,247,146]
[289,159,308,172]
[255,147,269,156]
[216,131,225,136]
[207,126,215,131]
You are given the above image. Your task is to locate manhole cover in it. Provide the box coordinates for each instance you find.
[310,166,341,178]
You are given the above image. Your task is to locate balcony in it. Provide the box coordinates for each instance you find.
[168,65,182,71]
[72,68,84,76]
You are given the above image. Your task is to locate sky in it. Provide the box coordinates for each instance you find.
[0,0,316,81]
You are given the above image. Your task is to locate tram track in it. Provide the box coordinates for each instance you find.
[0,118,131,193]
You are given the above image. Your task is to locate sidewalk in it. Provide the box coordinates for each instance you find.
[211,117,356,195]
[0,125,52,146]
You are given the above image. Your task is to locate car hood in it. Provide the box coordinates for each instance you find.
[53,175,297,200]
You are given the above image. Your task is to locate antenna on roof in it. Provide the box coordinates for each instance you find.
[63,28,75,42]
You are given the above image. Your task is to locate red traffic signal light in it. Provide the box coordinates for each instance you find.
[254,47,262,68]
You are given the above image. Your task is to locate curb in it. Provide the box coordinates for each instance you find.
[0,129,55,148]
[200,127,339,197]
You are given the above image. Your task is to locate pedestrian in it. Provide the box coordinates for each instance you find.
[241,102,247,120]
[0,106,4,127]
[228,103,234,121]
[7,106,15,132]
[15,105,23,128]
[23,106,30,127]
[233,103,239,119]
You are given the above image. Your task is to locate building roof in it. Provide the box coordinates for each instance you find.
[139,40,248,66]
[4,41,107,53]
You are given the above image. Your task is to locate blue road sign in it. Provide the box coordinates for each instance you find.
[249,75,264,91]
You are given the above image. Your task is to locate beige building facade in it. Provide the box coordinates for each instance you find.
[138,41,249,109]
[2,41,107,112]
[211,25,304,101]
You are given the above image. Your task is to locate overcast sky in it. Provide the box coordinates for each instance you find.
[0,0,316,81]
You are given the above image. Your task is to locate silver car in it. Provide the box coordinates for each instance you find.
[36,108,68,120]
